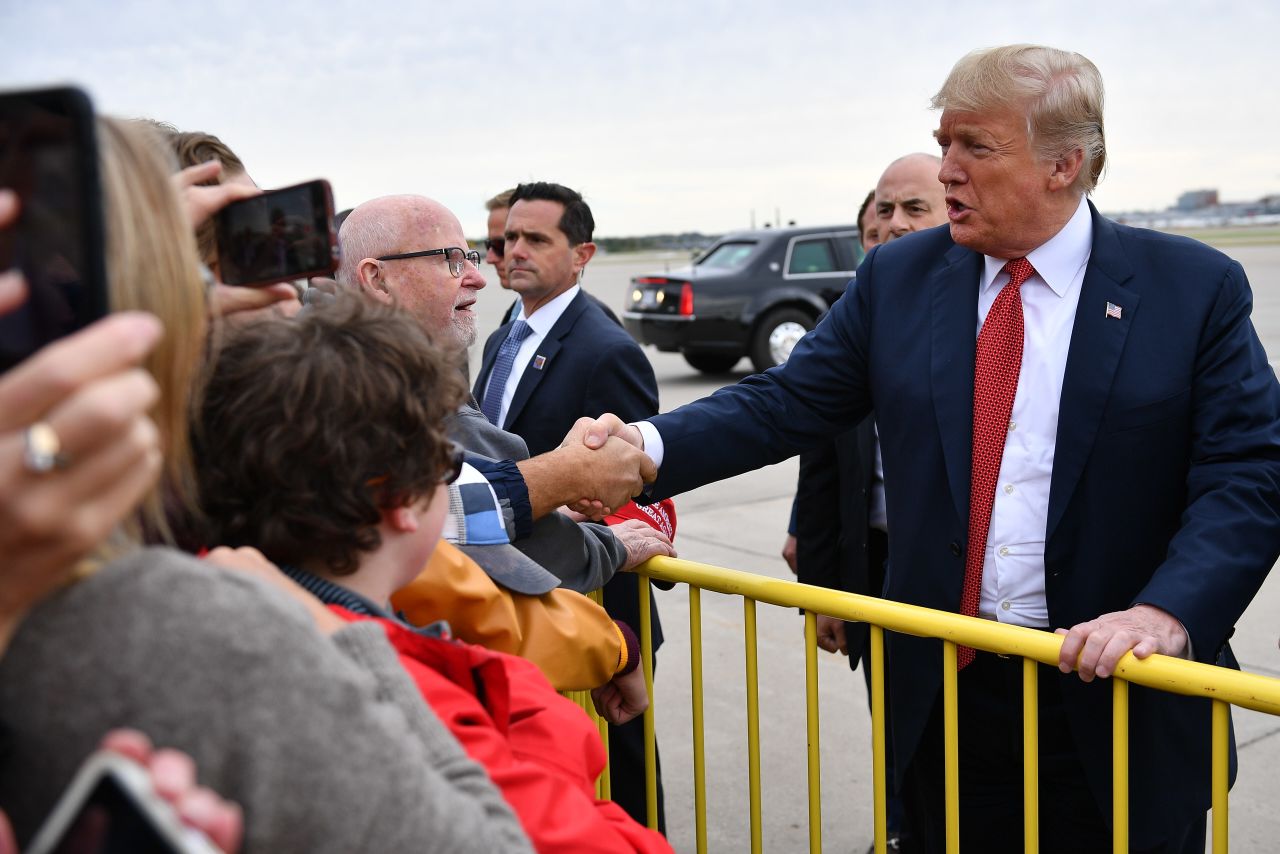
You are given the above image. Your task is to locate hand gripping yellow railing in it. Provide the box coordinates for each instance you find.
[603,554,1280,854]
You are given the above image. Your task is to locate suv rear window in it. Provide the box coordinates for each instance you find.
[697,241,756,270]
[787,238,837,275]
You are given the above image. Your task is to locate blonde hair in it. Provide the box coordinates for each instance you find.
[931,44,1106,194]
[97,117,209,542]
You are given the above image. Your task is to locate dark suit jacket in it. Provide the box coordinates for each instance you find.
[476,290,658,459]
[474,288,663,647]
[645,206,1280,846]
[794,417,881,669]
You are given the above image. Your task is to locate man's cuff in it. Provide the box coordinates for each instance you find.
[462,453,533,540]
[633,420,664,469]
[614,620,640,676]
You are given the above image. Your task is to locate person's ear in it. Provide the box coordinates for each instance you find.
[386,505,419,534]
[573,241,596,276]
[358,259,394,303]
[1049,147,1084,192]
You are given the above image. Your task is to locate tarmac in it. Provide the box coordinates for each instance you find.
[467,240,1280,853]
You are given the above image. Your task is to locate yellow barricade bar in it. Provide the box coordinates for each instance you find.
[637,556,1280,715]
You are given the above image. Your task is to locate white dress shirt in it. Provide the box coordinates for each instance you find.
[976,195,1091,626]
[484,285,580,428]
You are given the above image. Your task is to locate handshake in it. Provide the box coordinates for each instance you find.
[547,414,651,520]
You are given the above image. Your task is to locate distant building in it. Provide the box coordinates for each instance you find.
[1176,189,1219,211]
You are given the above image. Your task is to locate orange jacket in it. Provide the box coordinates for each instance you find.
[391,541,625,691]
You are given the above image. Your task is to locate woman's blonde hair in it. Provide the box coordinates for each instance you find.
[97,117,209,542]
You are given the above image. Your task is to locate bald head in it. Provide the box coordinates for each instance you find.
[874,153,946,244]
[338,195,486,348]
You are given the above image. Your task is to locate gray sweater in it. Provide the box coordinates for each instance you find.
[0,547,533,853]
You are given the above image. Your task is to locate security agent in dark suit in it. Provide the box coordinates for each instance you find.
[474,181,670,832]
[484,188,624,330]
[582,45,1280,853]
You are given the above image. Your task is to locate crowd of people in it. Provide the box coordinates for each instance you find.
[0,106,675,851]
[3,40,1278,854]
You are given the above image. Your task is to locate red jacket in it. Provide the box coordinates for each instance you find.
[330,606,672,854]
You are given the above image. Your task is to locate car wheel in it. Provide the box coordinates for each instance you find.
[683,352,740,374]
[750,307,813,371]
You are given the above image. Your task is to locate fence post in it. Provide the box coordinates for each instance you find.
[744,598,763,854]
[1112,678,1129,854]
[689,586,707,854]
[1023,657,1039,854]
[639,575,658,830]
[870,625,888,854]
[943,642,960,853]
[804,611,822,854]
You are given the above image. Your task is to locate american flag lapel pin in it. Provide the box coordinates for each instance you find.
[1105,302,1123,320]
[532,355,547,370]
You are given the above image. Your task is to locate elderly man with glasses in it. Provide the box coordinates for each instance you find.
[335,193,672,594]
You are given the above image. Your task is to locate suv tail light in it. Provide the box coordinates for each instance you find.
[679,283,694,316]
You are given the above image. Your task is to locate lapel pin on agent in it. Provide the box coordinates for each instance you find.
[532,355,547,370]
[1105,302,1123,320]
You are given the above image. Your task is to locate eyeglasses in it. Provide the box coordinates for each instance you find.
[442,448,465,485]
[376,246,482,278]
[484,237,505,259]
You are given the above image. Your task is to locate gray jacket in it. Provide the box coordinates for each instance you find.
[450,403,625,592]
[0,548,532,854]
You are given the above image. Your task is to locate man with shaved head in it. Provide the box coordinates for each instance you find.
[874,153,946,243]
[337,195,672,595]
[338,195,485,349]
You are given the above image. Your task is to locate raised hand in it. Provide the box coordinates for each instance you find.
[562,413,645,453]
[0,311,164,654]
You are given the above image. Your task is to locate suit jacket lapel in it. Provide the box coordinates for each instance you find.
[1046,207,1137,540]
[930,244,982,528]
[503,291,589,429]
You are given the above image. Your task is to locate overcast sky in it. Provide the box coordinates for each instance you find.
[3,0,1276,236]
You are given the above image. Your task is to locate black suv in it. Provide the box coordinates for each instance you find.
[622,224,862,373]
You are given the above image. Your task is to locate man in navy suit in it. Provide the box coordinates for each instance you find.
[474,181,668,832]
[581,45,1280,852]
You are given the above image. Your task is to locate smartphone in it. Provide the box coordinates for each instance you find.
[214,179,338,287]
[0,85,109,372]
[25,751,222,854]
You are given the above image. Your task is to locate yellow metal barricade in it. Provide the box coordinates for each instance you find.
[568,555,1280,854]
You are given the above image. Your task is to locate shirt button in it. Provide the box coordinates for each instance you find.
[1004,484,1015,495]
[1009,420,1017,432]
[1001,600,1012,611]
[999,546,1010,557]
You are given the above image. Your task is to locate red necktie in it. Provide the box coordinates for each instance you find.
[958,258,1034,669]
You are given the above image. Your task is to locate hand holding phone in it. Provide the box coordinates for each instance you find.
[0,86,108,372]
[213,179,337,288]
[26,750,227,854]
